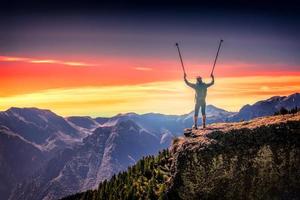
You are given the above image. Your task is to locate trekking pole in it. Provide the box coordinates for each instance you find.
[175,43,187,75]
[210,39,223,76]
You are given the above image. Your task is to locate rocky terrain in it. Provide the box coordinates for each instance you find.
[0,107,84,200]
[167,112,300,199]
[63,112,300,200]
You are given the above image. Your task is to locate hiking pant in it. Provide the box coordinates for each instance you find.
[195,100,206,117]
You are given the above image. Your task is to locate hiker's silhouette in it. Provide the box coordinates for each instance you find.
[184,74,214,129]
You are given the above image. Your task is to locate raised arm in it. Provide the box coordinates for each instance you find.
[206,74,215,87]
[184,74,196,89]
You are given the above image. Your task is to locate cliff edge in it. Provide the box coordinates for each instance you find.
[167,113,300,199]
[62,113,300,200]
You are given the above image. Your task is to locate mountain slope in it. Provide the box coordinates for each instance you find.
[0,108,87,200]
[66,116,100,130]
[101,104,234,136]
[0,107,83,149]
[10,120,163,200]
[1,105,232,200]
[0,126,47,200]
[179,105,235,125]
[230,93,300,121]
[63,112,300,200]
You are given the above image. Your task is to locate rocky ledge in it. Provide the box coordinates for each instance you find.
[167,113,300,200]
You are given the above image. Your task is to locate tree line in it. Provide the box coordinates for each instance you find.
[274,106,299,116]
[62,149,171,200]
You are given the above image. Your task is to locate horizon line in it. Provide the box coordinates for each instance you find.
[2,92,298,118]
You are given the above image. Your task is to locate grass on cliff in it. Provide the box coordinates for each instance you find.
[62,149,171,200]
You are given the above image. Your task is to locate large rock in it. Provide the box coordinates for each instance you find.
[167,113,300,200]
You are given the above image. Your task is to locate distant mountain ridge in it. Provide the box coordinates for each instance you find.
[0,107,83,147]
[0,92,299,199]
[11,119,163,200]
[0,107,88,200]
[230,93,300,121]
[1,104,233,200]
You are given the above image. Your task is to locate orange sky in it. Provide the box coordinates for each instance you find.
[1,55,299,96]
[1,55,299,116]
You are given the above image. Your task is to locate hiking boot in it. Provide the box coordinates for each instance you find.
[192,125,198,130]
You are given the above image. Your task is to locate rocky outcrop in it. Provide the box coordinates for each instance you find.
[167,113,300,200]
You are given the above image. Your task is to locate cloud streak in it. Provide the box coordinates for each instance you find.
[134,67,153,71]
[0,56,96,67]
[1,76,299,117]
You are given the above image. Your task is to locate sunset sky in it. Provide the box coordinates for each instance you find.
[1,0,299,117]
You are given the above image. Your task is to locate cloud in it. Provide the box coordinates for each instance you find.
[260,86,270,91]
[0,56,95,67]
[30,60,57,64]
[0,56,29,61]
[63,62,93,67]
[1,76,300,116]
[134,67,153,71]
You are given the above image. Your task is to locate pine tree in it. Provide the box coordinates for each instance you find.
[62,149,171,200]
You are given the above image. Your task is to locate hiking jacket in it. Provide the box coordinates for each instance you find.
[184,78,214,101]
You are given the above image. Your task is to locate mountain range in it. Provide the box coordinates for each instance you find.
[62,111,300,200]
[0,92,299,200]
